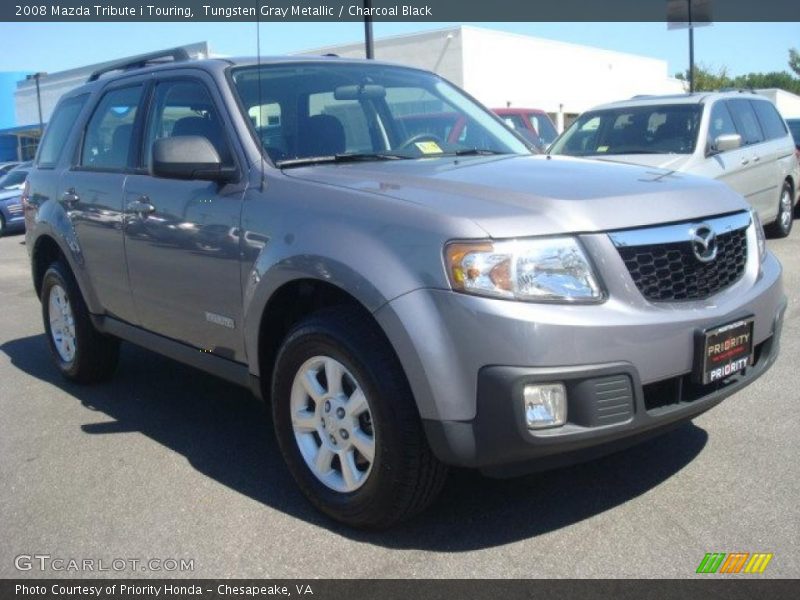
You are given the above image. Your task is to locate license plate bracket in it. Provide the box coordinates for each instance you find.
[694,317,755,385]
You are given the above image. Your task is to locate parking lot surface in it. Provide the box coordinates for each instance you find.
[1,229,798,578]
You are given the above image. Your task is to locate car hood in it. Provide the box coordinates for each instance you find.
[282,154,745,238]
[587,153,694,172]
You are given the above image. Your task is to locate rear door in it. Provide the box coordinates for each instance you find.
[750,98,793,221]
[726,98,776,217]
[123,72,247,361]
[58,82,146,321]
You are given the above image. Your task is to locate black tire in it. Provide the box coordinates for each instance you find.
[41,260,120,383]
[0,213,5,237]
[271,306,448,529]
[765,181,794,239]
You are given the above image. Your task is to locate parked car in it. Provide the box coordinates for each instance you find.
[786,118,800,161]
[549,92,800,238]
[0,161,31,236]
[493,107,559,150]
[25,51,785,528]
[0,161,21,175]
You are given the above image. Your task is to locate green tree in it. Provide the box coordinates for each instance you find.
[675,61,800,95]
[789,48,800,78]
[674,64,733,91]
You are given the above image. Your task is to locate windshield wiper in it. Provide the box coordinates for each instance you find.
[277,152,409,168]
[451,148,509,156]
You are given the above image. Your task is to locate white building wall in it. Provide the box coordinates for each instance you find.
[460,27,685,119]
[753,88,800,119]
[297,28,465,88]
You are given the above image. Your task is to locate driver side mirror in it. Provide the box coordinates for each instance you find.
[151,136,236,182]
[709,133,742,155]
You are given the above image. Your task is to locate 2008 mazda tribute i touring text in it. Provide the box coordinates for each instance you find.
[23,50,788,528]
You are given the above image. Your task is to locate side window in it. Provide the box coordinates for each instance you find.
[751,100,788,141]
[708,102,738,147]
[727,99,765,146]
[80,86,143,170]
[144,79,232,169]
[37,94,88,168]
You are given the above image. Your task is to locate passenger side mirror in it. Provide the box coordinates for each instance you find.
[710,133,742,155]
[151,136,236,182]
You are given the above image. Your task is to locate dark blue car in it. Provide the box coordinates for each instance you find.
[0,162,30,236]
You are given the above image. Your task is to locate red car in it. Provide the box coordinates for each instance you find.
[493,108,559,150]
[398,109,558,152]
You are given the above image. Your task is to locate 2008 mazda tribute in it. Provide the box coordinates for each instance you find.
[23,50,786,528]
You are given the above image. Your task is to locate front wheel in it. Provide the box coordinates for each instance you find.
[765,181,794,238]
[41,260,120,383]
[271,307,448,528]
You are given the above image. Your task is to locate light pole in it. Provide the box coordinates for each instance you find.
[667,0,712,94]
[364,0,374,59]
[26,72,47,136]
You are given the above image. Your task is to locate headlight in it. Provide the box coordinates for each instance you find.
[445,237,604,302]
[751,209,767,264]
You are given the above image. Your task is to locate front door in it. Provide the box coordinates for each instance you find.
[123,75,246,361]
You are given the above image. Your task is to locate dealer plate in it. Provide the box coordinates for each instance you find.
[695,317,755,385]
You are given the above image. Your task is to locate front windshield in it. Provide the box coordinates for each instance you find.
[550,104,703,157]
[0,169,29,189]
[230,63,530,165]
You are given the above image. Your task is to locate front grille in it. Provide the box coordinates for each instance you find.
[6,203,23,215]
[616,226,747,302]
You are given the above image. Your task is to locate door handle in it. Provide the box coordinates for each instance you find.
[61,189,80,206]
[127,196,155,218]
[752,155,761,162]
[740,157,750,166]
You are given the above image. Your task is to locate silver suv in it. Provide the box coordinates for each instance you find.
[24,52,786,528]
[549,92,800,238]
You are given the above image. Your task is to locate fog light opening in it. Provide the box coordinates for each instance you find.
[523,383,567,429]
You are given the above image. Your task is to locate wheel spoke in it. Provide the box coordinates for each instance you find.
[339,449,360,490]
[346,388,368,415]
[314,445,335,473]
[351,430,375,463]
[301,371,325,403]
[324,359,343,396]
[292,409,317,432]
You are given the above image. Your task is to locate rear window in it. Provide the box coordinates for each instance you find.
[751,100,788,141]
[36,94,88,168]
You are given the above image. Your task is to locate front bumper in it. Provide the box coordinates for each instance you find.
[423,304,783,476]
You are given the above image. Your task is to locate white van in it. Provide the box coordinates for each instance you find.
[549,92,800,237]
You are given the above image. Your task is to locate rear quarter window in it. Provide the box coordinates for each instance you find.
[751,100,788,141]
[36,94,89,168]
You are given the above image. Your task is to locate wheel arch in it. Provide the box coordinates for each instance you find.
[254,278,406,405]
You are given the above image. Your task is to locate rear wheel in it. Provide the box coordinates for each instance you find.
[0,213,6,237]
[271,307,448,528]
[41,260,120,383]
[765,181,794,238]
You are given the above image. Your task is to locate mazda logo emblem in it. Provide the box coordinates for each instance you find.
[690,224,718,263]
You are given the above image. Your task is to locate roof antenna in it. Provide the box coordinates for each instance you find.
[256,0,265,191]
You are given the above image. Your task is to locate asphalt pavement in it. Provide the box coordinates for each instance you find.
[0,227,798,578]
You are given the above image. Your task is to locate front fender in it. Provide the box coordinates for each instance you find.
[29,201,102,314]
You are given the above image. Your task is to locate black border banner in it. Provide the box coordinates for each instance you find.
[2,580,800,600]
[4,0,800,22]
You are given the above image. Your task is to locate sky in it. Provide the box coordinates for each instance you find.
[0,21,797,78]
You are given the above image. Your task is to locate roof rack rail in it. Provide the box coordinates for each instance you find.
[88,47,191,82]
